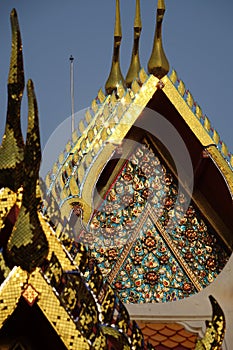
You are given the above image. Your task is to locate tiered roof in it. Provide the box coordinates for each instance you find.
[0,1,230,349]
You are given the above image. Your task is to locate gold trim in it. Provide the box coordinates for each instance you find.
[105,0,125,94]
[107,207,149,285]
[28,269,89,350]
[161,75,233,196]
[60,75,159,224]
[207,145,233,197]
[0,266,28,329]
[150,208,202,291]
[161,76,214,147]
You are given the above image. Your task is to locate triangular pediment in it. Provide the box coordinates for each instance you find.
[87,137,230,303]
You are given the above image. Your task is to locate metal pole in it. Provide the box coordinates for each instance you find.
[70,55,75,135]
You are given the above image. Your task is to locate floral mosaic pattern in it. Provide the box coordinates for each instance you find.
[113,216,194,303]
[88,139,230,302]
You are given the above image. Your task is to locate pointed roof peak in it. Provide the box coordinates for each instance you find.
[147,0,169,79]
[25,79,41,179]
[8,8,24,89]
[105,0,125,95]
[10,8,17,17]
[134,0,142,29]
[125,0,142,87]
[114,0,122,38]
[157,0,165,11]
[0,8,25,191]
[6,79,48,273]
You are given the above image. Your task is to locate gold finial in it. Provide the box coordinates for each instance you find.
[7,80,49,273]
[105,0,125,95]
[134,0,142,28]
[125,0,142,88]
[0,9,25,191]
[114,0,122,38]
[148,0,169,79]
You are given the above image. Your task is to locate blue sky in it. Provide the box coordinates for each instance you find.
[0,1,233,164]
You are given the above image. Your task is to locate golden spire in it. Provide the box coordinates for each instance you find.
[125,0,142,88]
[0,9,25,191]
[7,80,49,273]
[105,0,125,95]
[23,80,42,207]
[114,0,122,38]
[148,0,169,79]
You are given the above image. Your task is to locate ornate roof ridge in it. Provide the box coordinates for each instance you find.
[45,63,233,226]
[168,68,233,171]
[0,7,228,350]
[44,68,150,219]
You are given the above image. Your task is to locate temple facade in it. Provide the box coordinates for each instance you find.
[0,1,232,349]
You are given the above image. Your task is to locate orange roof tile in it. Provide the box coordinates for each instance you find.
[163,339,179,348]
[170,334,186,343]
[139,326,157,336]
[137,322,197,349]
[167,323,184,331]
[159,327,176,337]
[149,339,160,347]
[154,333,167,343]
[147,323,166,331]
[178,329,196,338]
[181,340,197,349]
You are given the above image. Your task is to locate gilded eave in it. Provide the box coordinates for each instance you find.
[46,68,233,230]
[161,72,233,197]
[0,266,28,328]
[0,266,89,350]
[0,215,91,349]
[44,69,155,224]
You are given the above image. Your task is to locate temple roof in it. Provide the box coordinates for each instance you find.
[136,323,197,349]
[44,69,233,249]
[0,8,161,350]
[43,0,233,229]
[41,1,233,310]
[0,2,229,350]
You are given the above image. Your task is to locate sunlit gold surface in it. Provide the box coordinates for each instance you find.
[80,74,159,224]
[148,0,169,78]
[195,296,226,349]
[161,75,233,198]
[125,0,142,87]
[51,66,233,234]
[105,0,125,95]
[0,9,24,192]
[207,145,233,196]
[0,267,28,329]
[7,80,49,273]
[28,269,90,350]
[0,4,230,350]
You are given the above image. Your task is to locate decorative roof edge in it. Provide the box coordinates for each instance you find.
[168,69,233,171]
[45,65,233,226]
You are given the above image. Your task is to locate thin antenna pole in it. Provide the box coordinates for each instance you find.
[70,55,75,135]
